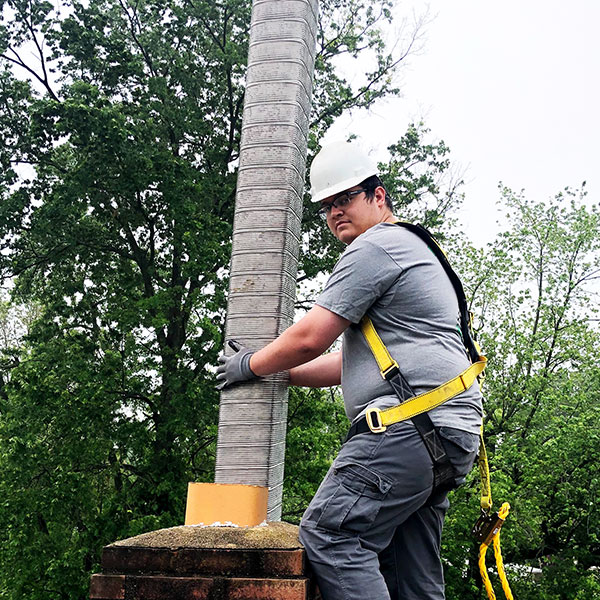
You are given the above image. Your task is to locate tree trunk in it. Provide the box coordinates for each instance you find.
[214,0,319,521]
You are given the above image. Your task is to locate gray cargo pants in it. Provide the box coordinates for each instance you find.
[298,420,479,600]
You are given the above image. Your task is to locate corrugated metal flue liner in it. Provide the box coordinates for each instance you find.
[214,0,318,522]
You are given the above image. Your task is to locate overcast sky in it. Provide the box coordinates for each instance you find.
[325,0,599,246]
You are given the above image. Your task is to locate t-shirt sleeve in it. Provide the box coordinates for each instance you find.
[316,239,402,324]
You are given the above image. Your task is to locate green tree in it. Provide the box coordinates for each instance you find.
[443,186,600,599]
[282,386,347,522]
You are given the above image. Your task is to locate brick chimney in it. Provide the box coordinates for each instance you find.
[90,522,319,600]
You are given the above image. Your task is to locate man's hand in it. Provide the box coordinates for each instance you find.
[216,340,259,390]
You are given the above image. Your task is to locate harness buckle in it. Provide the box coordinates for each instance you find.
[381,362,400,381]
[365,407,387,433]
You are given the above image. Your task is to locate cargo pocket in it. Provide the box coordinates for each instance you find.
[316,462,392,534]
[438,427,479,454]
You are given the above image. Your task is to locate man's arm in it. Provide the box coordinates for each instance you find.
[249,305,349,376]
[289,351,342,387]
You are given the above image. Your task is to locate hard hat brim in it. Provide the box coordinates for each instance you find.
[310,171,377,203]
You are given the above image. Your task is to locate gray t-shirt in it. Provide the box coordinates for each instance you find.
[316,222,483,435]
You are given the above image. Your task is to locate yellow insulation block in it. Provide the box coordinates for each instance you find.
[184,482,268,527]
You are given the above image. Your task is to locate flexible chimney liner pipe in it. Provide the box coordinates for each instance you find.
[214,0,319,521]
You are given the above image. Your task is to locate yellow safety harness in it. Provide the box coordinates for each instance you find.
[360,315,487,431]
[358,221,513,600]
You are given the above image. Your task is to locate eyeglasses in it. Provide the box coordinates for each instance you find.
[318,189,367,220]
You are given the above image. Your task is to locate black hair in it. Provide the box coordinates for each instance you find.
[360,175,393,211]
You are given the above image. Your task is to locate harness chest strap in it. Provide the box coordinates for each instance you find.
[360,315,487,431]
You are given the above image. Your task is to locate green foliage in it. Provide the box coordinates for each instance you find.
[283,385,347,523]
[381,122,462,229]
[309,0,401,143]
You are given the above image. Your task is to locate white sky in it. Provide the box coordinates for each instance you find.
[325,0,600,246]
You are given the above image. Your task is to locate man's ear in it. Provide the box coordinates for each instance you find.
[374,186,387,207]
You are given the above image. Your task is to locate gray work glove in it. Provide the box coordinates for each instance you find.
[216,340,259,390]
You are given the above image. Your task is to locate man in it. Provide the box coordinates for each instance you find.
[217,139,482,600]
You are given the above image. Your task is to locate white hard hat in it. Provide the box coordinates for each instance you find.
[309,140,378,203]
